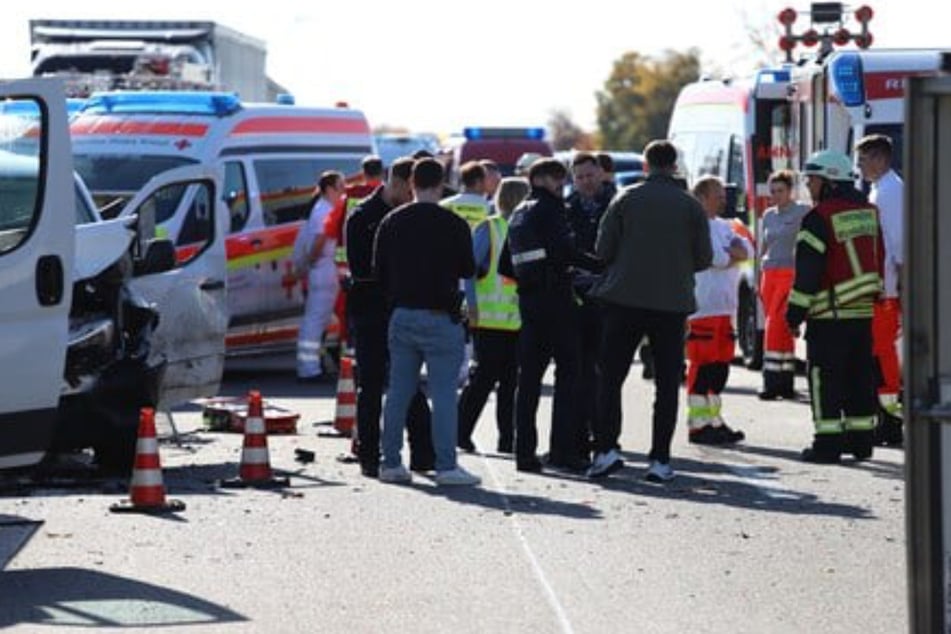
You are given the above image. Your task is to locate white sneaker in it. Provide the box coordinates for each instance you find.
[379,464,412,483]
[586,449,624,479]
[434,466,481,486]
[645,460,675,483]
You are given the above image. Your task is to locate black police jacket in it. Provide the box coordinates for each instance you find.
[499,187,601,293]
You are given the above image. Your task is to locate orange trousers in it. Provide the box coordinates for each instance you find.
[760,268,796,361]
[873,298,901,406]
[686,315,735,394]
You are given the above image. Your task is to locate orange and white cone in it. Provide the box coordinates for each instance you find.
[333,355,356,436]
[110,407,185,514]
[220,390,289,489]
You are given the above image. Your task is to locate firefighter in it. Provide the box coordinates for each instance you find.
[758,169,810,399]
[856,134,904,446]
[786,150,884,464]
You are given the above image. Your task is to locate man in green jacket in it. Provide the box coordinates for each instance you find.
[587,140,712,483]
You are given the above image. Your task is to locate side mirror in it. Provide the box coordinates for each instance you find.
[137,238,176,275]
[723,184,740,220]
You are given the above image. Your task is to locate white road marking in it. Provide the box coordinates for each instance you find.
[723,462,802,501]
[480,455,576,634]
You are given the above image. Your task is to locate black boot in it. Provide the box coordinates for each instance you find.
[759,370,783,400]
[844,430,874,461]
[801,434,843,464]
[874,411,903,447]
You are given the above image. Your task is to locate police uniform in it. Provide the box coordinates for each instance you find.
[499,186,600,472]
[786,151,884,463]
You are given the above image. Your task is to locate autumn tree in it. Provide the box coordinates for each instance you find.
[547,109,590,151]
[595,49,701,151]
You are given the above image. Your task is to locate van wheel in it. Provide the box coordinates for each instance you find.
[737,288,764,370]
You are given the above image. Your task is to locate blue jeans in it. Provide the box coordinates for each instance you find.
[383,308,465,471]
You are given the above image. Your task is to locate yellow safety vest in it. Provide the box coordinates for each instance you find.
[444,198,489,230]
[474,216,520,331]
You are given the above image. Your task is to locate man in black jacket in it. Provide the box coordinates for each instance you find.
[345,157,435,478]
[565,152,614,456]
[499,158,601,473]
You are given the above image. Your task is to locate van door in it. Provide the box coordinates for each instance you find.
[120,164,229,409]
[0,80,74,469]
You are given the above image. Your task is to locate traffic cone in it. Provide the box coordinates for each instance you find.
[220,390,290,489]
[320,354,356,439]
[333,355,356,435]
[110,407,185,514]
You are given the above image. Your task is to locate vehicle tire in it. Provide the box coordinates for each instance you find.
[92,402,139,476]
[737,288,764,370]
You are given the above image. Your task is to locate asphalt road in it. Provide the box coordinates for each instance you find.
[0,358,907,633]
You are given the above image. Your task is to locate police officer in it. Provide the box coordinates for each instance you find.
[786,150,884,463]
[499,158,600,472]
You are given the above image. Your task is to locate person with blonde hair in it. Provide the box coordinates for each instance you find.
[457,177,530,453]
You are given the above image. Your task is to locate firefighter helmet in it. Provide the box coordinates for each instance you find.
[802,150,855,182]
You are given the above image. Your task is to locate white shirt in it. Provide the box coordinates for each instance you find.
[304,197,337,274]
[870,169,903,298]
[692,217,754,320]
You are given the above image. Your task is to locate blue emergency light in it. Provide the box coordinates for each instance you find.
[830,53,865,107]
[756,68,791,85]
[463,127,545,140]
[82,91,242,117]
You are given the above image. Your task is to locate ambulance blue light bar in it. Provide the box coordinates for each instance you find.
[756,69,791,85]
[463,127,545,140]
[830,53,865,107]
[82,91,242,116]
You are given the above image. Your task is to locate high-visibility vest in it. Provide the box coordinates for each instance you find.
[443,196,489,230]
[791,198,883,320]
[474,216,521,331]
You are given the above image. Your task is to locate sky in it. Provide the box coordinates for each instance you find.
[3,1,947,138]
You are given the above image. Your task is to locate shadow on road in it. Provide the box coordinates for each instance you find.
[727,443,905,481]
[582,450,878,520]
[407,478,603,520]
[0,567,246,628]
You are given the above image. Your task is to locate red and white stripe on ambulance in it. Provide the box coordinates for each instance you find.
[70,93,374,360]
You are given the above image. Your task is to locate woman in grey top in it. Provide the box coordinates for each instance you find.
[758,169,810,399]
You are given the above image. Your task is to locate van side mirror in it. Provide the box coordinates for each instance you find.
[137,238,177,275]
[723,184,740,220]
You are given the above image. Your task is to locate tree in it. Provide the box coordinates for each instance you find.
[547,109,590,151]
[595,49,701,151]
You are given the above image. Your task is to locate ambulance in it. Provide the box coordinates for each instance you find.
[667,66,794,368]
[786,48,945,181]
[69,91,375,365]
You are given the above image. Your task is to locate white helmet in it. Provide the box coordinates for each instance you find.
[802,149,854,182]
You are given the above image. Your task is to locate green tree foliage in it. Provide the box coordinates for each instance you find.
[596,49,701,151]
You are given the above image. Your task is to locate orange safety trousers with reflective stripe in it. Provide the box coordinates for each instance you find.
[761,268,796,355]
[872,297,901,399]
[686,315,735,394]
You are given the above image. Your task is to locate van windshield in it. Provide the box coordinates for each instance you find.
[73,154,199,194]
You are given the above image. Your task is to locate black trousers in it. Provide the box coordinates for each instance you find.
[593,302,687,463]
[576,300,602,447]
[350,307,434,469]
[805,319,877,434]
[457,328,519,446]
[515,288,582,463]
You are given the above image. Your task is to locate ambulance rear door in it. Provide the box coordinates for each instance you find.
[120,164,228,408]
[0,79,74,469]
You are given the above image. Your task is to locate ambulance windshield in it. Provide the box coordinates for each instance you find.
[73,154,199,195]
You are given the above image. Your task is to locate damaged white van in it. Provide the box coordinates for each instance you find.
[0,79,228,473]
